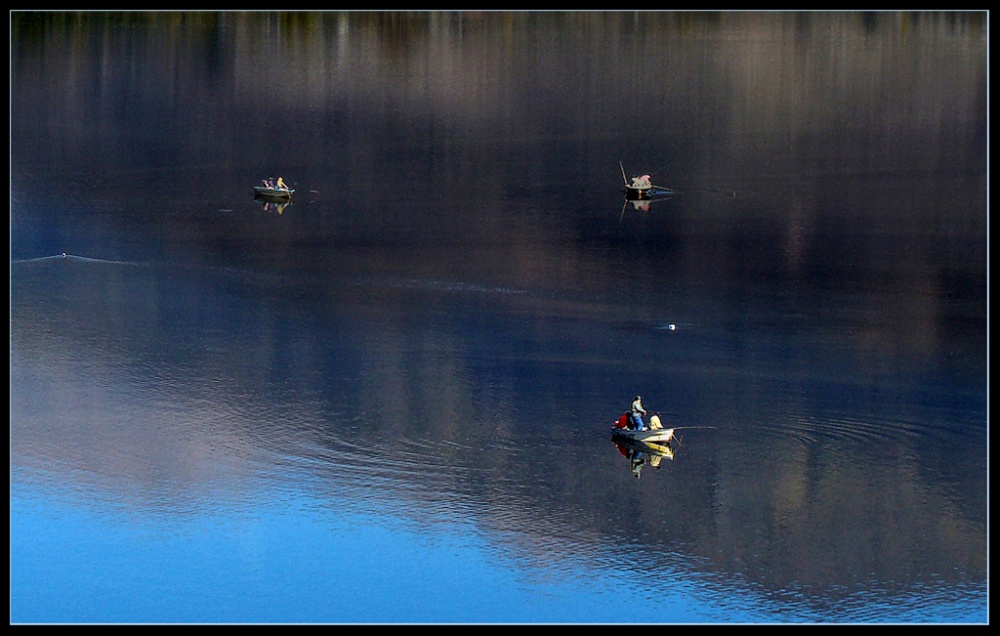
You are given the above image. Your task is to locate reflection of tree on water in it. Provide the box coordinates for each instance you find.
[614,439,674,479]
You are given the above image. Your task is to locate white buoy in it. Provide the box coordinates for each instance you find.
[668,323,676,330]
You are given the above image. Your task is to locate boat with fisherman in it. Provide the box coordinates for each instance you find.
[611,411,676,444]
[620,162,674,200]
[254,176,294,201]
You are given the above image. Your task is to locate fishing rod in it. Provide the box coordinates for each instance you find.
[620,161,677,196]
[665,426,717,446]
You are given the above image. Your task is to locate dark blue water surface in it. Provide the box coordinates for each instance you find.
[10,11,987,624]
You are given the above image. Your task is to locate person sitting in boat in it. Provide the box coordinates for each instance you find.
[631,174,652,190]
[630,395,647,431]
[276,177,288,190]
[648,412,663,430]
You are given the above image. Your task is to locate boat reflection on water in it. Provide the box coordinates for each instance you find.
[618,161,674,220]
[619,190,672,220]
[613,437,674,479]
[254,195,292,215]
[625,197,653,212]
[253,178,295,215]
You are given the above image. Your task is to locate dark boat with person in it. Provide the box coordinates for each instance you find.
[620,161,674,200]
[254,177,294,201]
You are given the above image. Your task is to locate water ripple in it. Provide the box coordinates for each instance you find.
[733,402,976,452]
[11,252,139,265]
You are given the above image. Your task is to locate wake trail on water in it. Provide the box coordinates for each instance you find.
[11,253,139,266]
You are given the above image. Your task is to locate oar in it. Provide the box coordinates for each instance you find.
[619,161,630,186]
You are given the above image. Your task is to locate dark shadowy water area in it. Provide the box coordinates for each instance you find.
[10,11,987,623]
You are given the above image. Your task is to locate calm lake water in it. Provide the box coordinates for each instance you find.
[10,11,988,624]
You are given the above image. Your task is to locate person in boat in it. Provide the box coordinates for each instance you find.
[648,412,663,430]
[630,395,647,431]
[631,174,652,190]
[276,177,288,190]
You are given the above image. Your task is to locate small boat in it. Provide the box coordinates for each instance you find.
[611,411,675,443]
[624,175,653,199]
[620,161,652,199]
[611,426,675,444]
[619,162,673,200]
[255,177,295,201]
[254,186,295,201]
